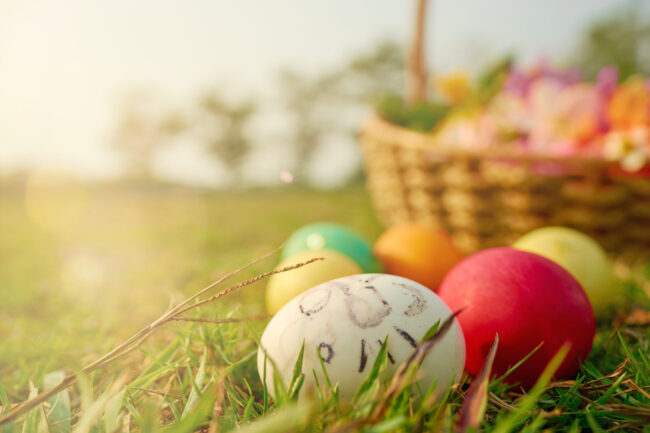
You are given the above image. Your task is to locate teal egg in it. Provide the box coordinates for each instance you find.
[282,222,382,273]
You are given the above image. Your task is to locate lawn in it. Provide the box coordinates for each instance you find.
[0,184,649,432]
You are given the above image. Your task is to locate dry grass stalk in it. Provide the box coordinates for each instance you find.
[622,380,650,400]
[171,315,271,324]
[548,358,630,391]
[489,392,516,411]
[0,247,323,426]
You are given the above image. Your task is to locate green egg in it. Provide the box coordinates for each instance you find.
[282,222,382,273]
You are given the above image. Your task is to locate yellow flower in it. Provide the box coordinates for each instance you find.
[433,70,471,104]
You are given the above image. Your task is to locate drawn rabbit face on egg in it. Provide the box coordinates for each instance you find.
[258,274,465,401]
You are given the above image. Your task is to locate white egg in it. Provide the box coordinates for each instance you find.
[257,273,465,401]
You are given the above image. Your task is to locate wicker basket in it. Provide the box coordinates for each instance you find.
[360,114,650,254]
[360,0,650,255]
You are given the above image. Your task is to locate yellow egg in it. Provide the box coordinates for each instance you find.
[513,226,616,317]
[266,249,362,314]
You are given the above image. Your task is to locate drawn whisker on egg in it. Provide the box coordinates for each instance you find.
[393,326,418,348]
[359,339,368,372]
[344,290,392,328]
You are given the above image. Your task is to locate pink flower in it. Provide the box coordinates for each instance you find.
[597,67,618,97]
[504,62,582,98]
[431,60,650,163]
[505,68,530,97]
[525,81,602,151]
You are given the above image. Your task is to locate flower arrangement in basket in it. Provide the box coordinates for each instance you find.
[360,0,650,254]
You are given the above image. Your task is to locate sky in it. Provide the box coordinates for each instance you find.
[0,0,641,187]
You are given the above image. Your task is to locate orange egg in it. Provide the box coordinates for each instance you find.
[373,223,464,291]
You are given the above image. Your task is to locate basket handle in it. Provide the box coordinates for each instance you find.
[406,0,429,105]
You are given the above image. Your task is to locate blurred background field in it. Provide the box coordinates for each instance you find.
[0,184,382,395]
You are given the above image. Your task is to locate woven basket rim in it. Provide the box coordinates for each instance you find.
[362,113,620,167]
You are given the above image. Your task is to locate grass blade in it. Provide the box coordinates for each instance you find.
[161,385,216,433]
[21,386,42,433]
[43,371,71,433]
[490,342,544,390]
[103,389,126,433]
[288,341,305,400]
[236,401,312,433]
[0,385,9,416]
[181,348,207,419]
[354,336,389,403]
[492,343,570,433]
[72,376,127,433]
[421,319,441,342]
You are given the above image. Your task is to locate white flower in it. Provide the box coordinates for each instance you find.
[603,128,649,172]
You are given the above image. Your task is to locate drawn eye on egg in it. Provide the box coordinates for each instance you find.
[340,284,392,328]
[299,287,331,317]
[393,282,428,317]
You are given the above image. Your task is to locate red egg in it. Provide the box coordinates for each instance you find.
[438,247,595,388]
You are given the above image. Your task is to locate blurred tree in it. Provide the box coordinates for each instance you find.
[195,92,257,184]
[278,70,336,184]
[332,40,404,102]
[574,2,650,79]
[280,40,403,184]
[111,90,185,181]
[112,41,402,187]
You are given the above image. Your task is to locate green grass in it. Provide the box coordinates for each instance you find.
[0,185,649,432]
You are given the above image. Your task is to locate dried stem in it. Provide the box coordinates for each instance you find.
[170,257,323,318]
[171,315,271,324]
